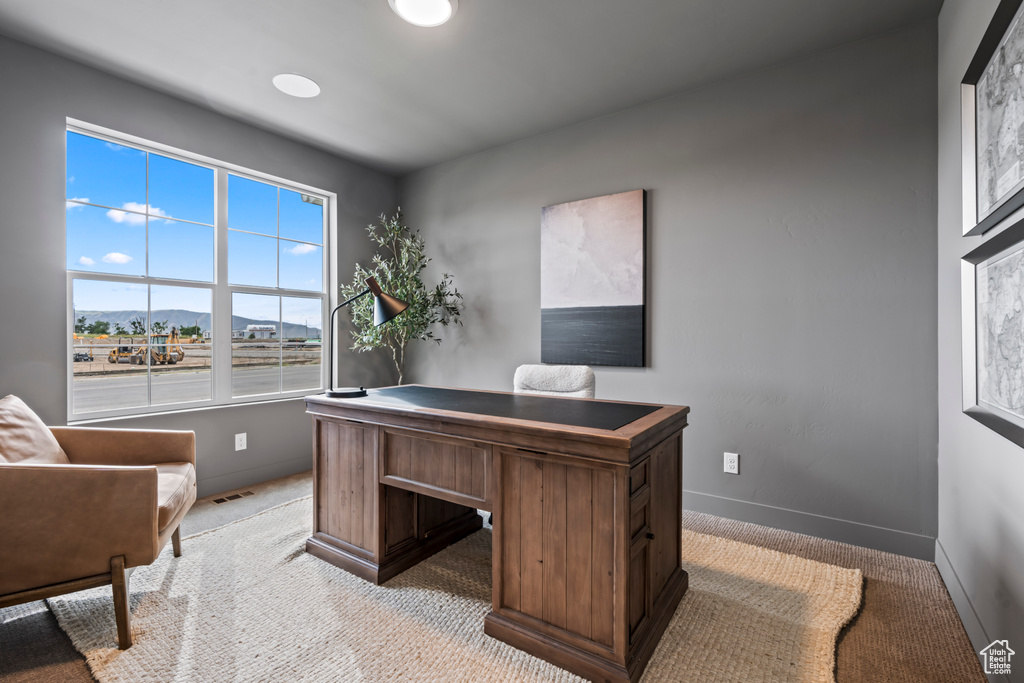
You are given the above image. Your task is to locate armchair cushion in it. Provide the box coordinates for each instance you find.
[155,462,196,532]
[0,395,69,465]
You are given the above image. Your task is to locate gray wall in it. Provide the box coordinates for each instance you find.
[937,1,1024,677]
[0,35,398,496]
[400,24,939,559]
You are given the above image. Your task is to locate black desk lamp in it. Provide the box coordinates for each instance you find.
[326,276,409,398]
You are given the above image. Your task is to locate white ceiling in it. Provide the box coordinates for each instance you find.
[0,0,941,175]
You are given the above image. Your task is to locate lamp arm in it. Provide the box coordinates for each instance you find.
[327,288,370,392]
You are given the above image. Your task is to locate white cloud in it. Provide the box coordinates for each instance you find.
[77,256,95,265]
[102,252,133,264]
[67,175,76,184]
[285,243,318,255]
[106,209,145,225]
[66,198,89,210]
[106,202,168,226]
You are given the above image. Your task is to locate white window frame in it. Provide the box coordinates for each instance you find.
[66,119,334,422]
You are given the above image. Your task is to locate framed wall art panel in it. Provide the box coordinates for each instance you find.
[963,0,1024,236]
[962,216,1024,446]
[540,189,646,367]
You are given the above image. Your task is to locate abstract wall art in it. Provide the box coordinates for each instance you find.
[962,0,1024,236]
[540,189,645,367]
[962,219,1024,447]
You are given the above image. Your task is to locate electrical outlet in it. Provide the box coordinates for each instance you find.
[724,452,739,475]
[235,433,247,451]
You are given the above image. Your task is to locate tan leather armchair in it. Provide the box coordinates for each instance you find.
[0,426,197,649]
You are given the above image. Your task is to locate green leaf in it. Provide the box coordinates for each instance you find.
[339,210,463,384]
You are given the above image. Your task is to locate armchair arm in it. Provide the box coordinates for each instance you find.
[49,427,195,467]
[0,463,159,596]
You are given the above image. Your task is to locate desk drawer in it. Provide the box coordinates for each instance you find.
[629,459,648,494]
[381,428,491,509]
[630,488,651,540]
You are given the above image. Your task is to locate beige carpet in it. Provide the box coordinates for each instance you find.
[48,497,862,682]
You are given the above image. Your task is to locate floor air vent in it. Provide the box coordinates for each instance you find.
[213,491,255,504]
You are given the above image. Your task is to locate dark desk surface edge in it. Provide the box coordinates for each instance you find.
[307,385,687,431]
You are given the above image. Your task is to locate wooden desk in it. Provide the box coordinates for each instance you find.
[305,385,689,683]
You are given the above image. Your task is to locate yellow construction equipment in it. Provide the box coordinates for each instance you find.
[107,338,136,364]
[131,327,186,365]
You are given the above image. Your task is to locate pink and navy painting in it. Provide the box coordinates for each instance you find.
[541,189,645,367]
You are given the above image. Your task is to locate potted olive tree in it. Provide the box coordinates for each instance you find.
[340,211,463,384]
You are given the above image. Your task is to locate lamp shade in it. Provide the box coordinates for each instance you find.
[366,276,409,326]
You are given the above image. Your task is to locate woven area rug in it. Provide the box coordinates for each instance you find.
[48,497,862,682]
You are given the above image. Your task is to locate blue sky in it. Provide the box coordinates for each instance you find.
[232,293,322,329]
[227,174,323,244]
[73,280,210,316]
[68,131,324,323]
[67,131,215,280]
[227,174,323,291]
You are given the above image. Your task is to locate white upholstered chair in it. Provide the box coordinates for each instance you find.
[513,364,595,399]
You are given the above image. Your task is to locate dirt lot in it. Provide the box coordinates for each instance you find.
[71,338,320,376]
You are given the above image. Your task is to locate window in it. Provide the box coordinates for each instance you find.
[67,123,328,419]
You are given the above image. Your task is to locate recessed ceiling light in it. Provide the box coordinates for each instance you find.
[388,0,458,27]
[272,73,321,98]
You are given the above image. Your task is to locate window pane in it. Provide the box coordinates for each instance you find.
[66,203,145,276]
[228,175,277,236]
[150,285,211,336]
[282,297,322,392]
[149,281,211,408]
[150,219,214,282]
[279,189,323,244]
[72,280,149,413]
[149,154,214,225]
[66,131,146,211]
[279,240,323,292]
[73,347,149,414]
[232,293,280,397]
[153,344,211,406]
[150,285,213,342]
[229,230,277,287]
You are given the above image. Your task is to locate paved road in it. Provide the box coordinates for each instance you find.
[73,365,321,413]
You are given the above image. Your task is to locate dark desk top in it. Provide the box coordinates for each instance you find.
[349,385,660,432]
